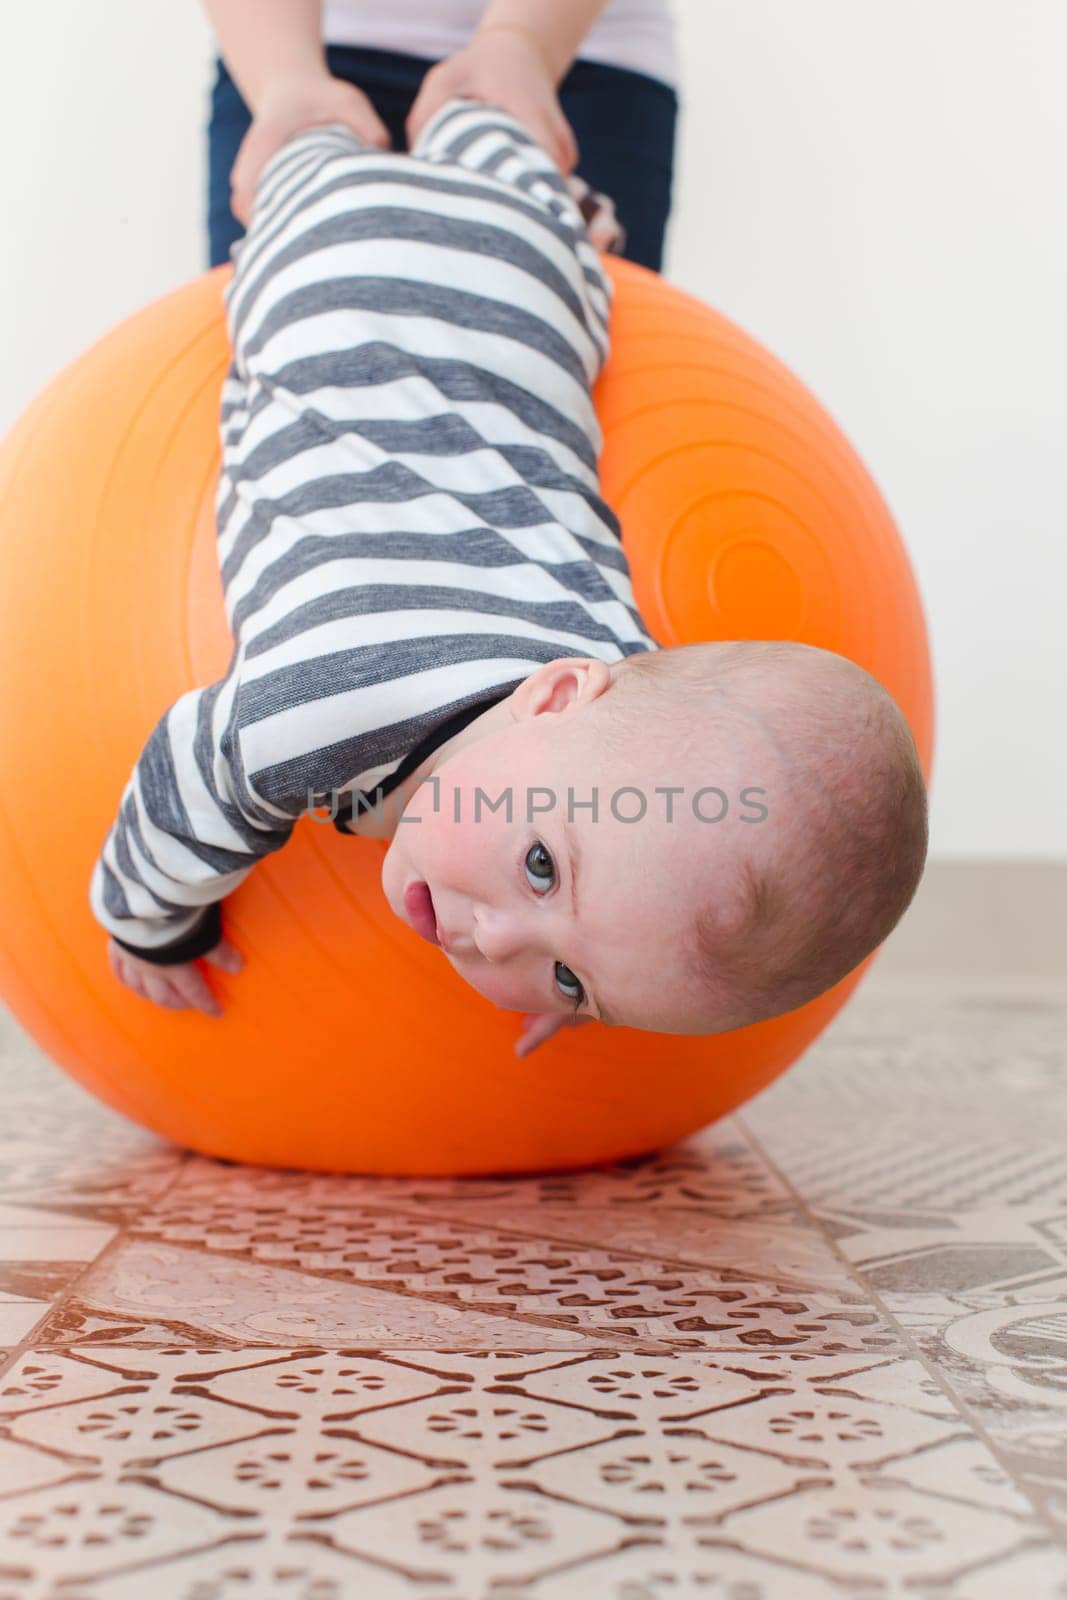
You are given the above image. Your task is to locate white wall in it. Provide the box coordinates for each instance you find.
[2,0,1064,859]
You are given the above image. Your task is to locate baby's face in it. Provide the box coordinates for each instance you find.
[381,675,775,1034]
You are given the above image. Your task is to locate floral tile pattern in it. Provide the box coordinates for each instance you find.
[744,986,1067,1572]
[0,1028,183,1369]
[0,983,1066,1597]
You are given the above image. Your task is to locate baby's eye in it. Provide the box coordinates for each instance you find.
[524,840,555,891]
[523,843,585,1008]
[555,961,585,1005]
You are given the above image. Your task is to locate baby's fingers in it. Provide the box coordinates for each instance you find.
[164,965,223,1019]
[515,1013,568,1059]
[203,938,243,975]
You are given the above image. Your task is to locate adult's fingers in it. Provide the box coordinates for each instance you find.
[344,96,391,150]
[498,90,577,175]
[407,61,575,178]
[230,123,274,227]
[547,107,579,175]
[404,64,448,150]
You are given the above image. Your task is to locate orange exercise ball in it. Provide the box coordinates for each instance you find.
[0,258,934,1175]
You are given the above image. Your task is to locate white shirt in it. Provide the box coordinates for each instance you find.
[321,0,679,90]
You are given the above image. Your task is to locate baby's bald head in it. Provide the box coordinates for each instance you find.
[593,639,929,1029]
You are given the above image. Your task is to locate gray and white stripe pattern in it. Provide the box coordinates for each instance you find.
[90,99,658,963]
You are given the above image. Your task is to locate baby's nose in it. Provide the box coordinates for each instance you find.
[473,905,527,964]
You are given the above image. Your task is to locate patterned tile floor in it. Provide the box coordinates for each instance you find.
[0,981,1065,1598]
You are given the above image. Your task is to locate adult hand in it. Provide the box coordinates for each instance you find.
[107,935,244,1018]
[515,1010,595,1059]
[230,73,390,227]
[406,29,578,175]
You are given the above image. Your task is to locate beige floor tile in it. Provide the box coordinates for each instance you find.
[0,1298,49,1352]
[719,1479,1040,1587]
[324,1479,629,1588]
[0,1434,86,1500]
[0,1479,233,1590]
[0,1223,115,1263]
[42,1537,421,1600]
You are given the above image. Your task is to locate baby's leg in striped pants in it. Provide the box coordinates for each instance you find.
[409,97,616,258]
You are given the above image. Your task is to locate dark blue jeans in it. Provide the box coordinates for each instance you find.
[206,45,678,273]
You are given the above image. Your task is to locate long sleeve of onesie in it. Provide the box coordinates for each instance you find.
[89,663,299,964]
[88,98,655,965]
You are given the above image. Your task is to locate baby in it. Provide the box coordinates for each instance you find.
[91,98,928,1057]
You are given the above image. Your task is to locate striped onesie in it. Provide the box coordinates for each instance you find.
[90,99,658,966]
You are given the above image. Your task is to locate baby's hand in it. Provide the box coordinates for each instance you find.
[106,936,243,1019]
[515,1011,594,1059]
[230,73,390,227]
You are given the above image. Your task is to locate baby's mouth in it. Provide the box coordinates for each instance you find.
[403,880,440,946]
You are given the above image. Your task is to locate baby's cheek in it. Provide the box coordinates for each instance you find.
[454,958,539,1014]
[425,799,506,890]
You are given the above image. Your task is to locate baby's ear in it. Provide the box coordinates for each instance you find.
[513,657,611,720]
